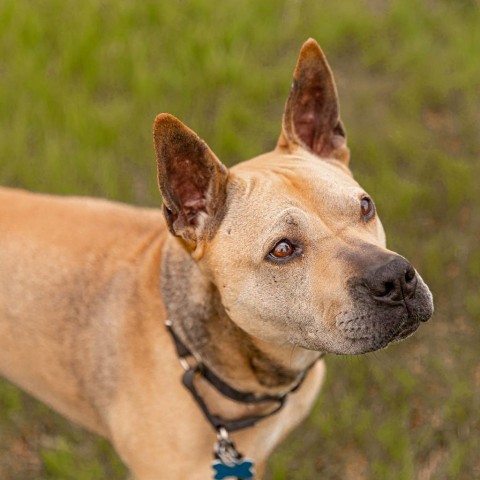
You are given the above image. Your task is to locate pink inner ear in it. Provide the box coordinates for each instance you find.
[293,80,341,158]
[183,197,207,222]
[170,162,210,224]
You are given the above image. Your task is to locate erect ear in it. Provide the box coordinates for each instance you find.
[153,114,229,246]
[278,38,349,164]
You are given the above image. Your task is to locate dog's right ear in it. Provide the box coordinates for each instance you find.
[278,38,350,164]
[153,114,229,248]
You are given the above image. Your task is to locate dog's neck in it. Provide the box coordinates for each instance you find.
[160,237,320,396]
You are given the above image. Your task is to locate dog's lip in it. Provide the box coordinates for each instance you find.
[391,318,421,342]
[336,316,421,353]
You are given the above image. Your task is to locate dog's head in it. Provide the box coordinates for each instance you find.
[153,39,433,355]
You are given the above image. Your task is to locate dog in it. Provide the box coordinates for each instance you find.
[0,38,433,479]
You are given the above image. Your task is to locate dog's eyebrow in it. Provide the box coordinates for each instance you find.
[274,206,308,225]
[258,207,309,248]
[285,213,299,226]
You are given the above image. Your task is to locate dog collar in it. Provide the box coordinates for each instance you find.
[165,319,323,432]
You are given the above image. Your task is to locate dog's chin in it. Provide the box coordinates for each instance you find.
[335,317,422,355]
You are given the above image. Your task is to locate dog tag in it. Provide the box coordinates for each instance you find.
[212,428,255,479]
[212,458,254,480]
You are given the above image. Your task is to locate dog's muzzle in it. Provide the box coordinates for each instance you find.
[336,255,434,352]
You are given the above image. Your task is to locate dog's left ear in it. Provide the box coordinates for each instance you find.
[153,114,229,247]
[278,38,349,164]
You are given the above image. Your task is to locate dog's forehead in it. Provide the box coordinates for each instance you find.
[228,151,364,216]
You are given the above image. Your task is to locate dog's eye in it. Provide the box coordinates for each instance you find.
[360,196,375,221]
[269,240,295,260]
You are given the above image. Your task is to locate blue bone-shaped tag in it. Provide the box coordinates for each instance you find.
[212,459,254,479]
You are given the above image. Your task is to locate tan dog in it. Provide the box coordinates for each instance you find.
[0,39,433,479]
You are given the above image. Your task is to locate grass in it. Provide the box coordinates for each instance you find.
[0,0,479,478]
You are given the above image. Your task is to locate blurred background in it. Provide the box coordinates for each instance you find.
[0,0,479,478]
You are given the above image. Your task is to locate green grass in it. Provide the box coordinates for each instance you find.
[1,0,479,478]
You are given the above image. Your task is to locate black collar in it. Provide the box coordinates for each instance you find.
[166,320,323,433]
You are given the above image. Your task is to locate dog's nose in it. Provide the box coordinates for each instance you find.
[363,256,417,304]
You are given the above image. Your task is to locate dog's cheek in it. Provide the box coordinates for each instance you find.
[218,270,314,343]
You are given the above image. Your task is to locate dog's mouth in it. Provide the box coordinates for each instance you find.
[334,310,424,354]
[390,318,421,343]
